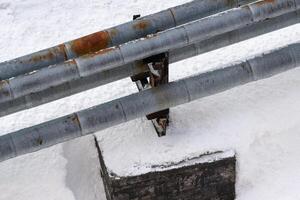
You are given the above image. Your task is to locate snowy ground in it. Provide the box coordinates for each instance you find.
[0,0,300,200]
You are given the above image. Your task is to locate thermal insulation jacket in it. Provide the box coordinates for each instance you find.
[0,0,255,80]
[0,42,299,163]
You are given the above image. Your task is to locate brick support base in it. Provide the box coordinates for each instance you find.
[94,137,236,200]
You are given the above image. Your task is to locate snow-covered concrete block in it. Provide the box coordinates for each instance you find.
[95,135,235,200]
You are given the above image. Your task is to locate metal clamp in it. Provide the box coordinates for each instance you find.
[131,52,170,137]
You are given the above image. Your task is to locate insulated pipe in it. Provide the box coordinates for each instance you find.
[0,0,255,80]
[0,0,298,104]
[0,42,299,163]
[0,10,299,118]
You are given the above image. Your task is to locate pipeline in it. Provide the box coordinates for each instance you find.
[0,0,255,80]
[0,10,299,118]
[0,42,299,163]
[0,0,298,105]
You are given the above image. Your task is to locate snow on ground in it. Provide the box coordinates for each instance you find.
[0,0,300,200]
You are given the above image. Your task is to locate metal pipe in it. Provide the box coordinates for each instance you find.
[0,0,255,80]
[0,42,299,163]
[0,0,298,104]
[0,10,299,117]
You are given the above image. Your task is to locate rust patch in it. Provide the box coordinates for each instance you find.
[69,31,111,57]
[0,80,10,97]
[70,114,81,126]
[133,20,150,31]
[28,44,70,64]
[29,50,56,64]
[58,44,68,60]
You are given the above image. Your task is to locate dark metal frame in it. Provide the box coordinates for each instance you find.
[131,52,170,137]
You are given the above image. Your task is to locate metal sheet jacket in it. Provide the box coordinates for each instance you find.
[0,10,299,117]
[0,0,255,80]
[0,42,299,163]
[0,0,297,104]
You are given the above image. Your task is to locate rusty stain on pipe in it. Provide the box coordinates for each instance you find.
[132,20,151,31]
[65,31,112,58]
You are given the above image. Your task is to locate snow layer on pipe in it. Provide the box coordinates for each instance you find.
[1,1,300,200]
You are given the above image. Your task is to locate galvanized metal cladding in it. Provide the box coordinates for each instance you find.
[1,42,299,162]
[0,0,298,105]
[0,0,256,80]
[0,9,299,117]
